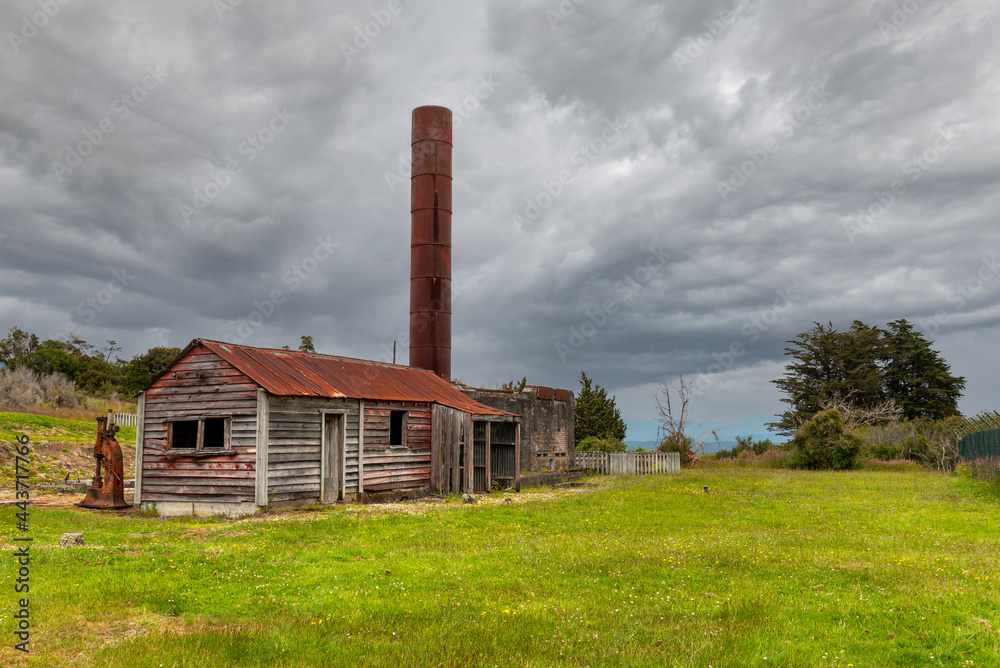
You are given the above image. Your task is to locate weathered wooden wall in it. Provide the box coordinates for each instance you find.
[265,395,360,504]
[363,401,433,492]
[431,404,471,494]
[140,346,258,504]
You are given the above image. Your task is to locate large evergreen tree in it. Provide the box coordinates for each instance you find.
[770,319,964,434]
[883,319,964,420]
[574,372,627,444]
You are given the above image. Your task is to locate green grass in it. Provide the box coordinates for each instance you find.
[1,469,998,667]
[0,412,136,445]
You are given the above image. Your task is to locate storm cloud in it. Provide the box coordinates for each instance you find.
[1,0,997,437]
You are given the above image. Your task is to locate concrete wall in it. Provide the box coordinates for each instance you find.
[458,386,574,473]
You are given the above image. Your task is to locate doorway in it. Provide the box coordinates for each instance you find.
[322,412,345,503]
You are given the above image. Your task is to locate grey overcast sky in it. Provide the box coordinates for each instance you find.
[1,0,998,440]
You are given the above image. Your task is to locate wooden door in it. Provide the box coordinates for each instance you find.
[322,413,344,503]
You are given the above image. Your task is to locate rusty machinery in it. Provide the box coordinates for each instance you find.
[78,412,130,510]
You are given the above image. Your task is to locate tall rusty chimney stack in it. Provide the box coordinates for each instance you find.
[409,106,452,381]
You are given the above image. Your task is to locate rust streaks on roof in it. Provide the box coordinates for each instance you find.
[196,339,509,416]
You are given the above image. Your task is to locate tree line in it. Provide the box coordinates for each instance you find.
[0,326,182,398]
[573,318,966,469]
[0,326,319,401]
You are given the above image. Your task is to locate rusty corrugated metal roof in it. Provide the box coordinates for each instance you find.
[195,339,510,416]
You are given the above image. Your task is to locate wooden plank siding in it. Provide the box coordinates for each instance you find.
[140,348,258,504]
[265,395,361,504]
[363,401,433,492]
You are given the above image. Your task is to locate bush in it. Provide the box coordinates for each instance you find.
[576,436,627,453]
[39,372,78,408]
[0,366,43,409]
[789,409,862,470]
[730,436,777,458]
[0,368,78,410]
[958,457,1000,484]
[658,433,694,467]
[856,418,960,470]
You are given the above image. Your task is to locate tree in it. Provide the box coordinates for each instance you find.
[882,320,964,420]
[25,340,80,378]
[789,409,862,470]
[0,326,39,368]
[574,372,626,445]
[121,346,182,396]
[299,336,316,353]
[769,320,963,435]
[576,436,627,453]
[653,375,719,465]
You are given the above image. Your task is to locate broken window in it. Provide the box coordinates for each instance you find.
[389,411,406,446]
[170,420,199,449]
[203,418,226,448]
[168,417,231,451]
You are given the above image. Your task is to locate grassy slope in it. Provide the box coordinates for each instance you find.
[0,469,997,667]
[0,412,138,485]
[0,412,136,445]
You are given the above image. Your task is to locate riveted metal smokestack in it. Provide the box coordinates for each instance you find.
[409,106,452,381]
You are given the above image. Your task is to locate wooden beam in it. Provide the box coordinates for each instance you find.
[465,414,474,493]
[133,392,146,506]
[485,419,492,493]
[515,418,521,492]
[255,388,269,508]
[358,399,365,497]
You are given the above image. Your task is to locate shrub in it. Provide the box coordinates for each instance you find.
[0,368,78,410]
[789,409,862,470]
[0,367,44,409]
[958,457,1000,484]
[856,418,960,470]
[658,433,694,467]
[731,436,778,458]
[576,436,627,453]
[752,447,792,469]
[39,372,78,408]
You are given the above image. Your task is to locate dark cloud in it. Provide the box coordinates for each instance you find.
[1,0,997,431]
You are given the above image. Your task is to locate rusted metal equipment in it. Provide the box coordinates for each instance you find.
[409,105,453,381]
[78,412,129,510]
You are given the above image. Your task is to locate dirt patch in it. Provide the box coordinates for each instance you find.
[0,438,135,502]
[0,491,136,507]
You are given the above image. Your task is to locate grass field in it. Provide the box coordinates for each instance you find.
[0,468,997,667]
[0,412,136,446]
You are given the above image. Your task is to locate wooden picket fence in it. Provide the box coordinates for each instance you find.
[112,411,138,427]
[575,451,680,475]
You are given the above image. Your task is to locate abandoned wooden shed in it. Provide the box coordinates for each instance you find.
[134,339,520,517]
